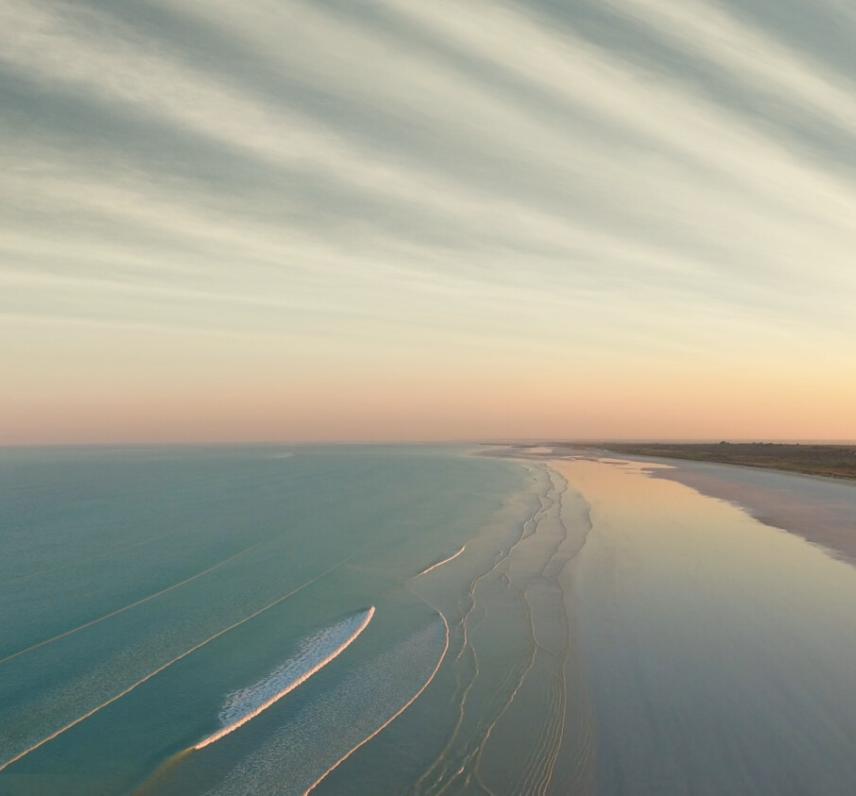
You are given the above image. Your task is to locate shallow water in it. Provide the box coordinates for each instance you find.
[1,447,855,794]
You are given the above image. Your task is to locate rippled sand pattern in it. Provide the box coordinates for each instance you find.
[406,464,597,795]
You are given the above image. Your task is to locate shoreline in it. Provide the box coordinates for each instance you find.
[482,442,856,482]
[484,444,856,568]
[649,461,856,567]
[597,442,856,482]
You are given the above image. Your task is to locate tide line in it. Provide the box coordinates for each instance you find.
[193,607,375,750]
[416,545,466,578]
[0,557,352,774]
[303,609,451,795]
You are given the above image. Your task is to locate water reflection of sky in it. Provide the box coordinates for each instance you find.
[555,457,856,796]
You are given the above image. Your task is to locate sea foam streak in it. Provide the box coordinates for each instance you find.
[304,609,451,794]
[0,539,270,667]
[0,557,352,773]
[417,545,466,577]
[193,607,375,750]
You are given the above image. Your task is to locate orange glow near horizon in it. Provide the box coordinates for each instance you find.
[3,2,855,445]
[3,332,855,445]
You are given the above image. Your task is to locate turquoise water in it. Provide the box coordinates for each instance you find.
[0,445,530,794]
[2,446,856,794]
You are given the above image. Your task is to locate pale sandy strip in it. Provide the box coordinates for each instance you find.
[0,540,268,667]
[303,610,452,795]
[0,557,351,773]
[416,545,466,577]
[193,607,376,750]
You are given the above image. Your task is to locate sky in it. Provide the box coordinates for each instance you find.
[2,0,855,444]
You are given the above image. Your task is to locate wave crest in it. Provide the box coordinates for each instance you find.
[194,607,375,750]
[417,545,466,577]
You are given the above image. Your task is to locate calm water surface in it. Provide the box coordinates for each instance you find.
[1,447,855,794]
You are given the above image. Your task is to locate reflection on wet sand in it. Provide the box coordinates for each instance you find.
[650,460,856,565]
[553,457,856,796]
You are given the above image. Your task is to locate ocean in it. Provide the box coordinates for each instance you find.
[2,445,856,794]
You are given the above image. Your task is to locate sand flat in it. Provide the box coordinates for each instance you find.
[547,455,856,795]
[647,459,856,566]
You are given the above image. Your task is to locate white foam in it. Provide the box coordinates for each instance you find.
[193,608,375,750]
[0,540,269,668]
[0,557,352,773]
[303,609,451,794]
[417,545,466,577]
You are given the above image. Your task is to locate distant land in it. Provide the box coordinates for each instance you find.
[591,442,856,481]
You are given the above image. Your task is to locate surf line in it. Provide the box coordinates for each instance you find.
[416,545,466,577]
[193,607,375,750]
[0,539,272,668]
[303,609,451,795]
[0,557,352,774]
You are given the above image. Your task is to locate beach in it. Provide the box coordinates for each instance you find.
[599,442,856,480]
[542,454,856,794]
[649,459,856,565]
[506,443,856,564]
[3,444,856,794]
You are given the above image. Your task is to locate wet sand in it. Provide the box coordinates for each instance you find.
[642,458,856,566]
[10,444,856,794]
[491,444,856,568]
[547,455,856,795]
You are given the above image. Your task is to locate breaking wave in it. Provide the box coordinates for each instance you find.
[417,545,466,577]
[193,607,375,750]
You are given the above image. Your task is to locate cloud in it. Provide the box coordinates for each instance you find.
[2,0,855,440]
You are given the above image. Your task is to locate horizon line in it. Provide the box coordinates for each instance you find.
[2,437,856,451]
